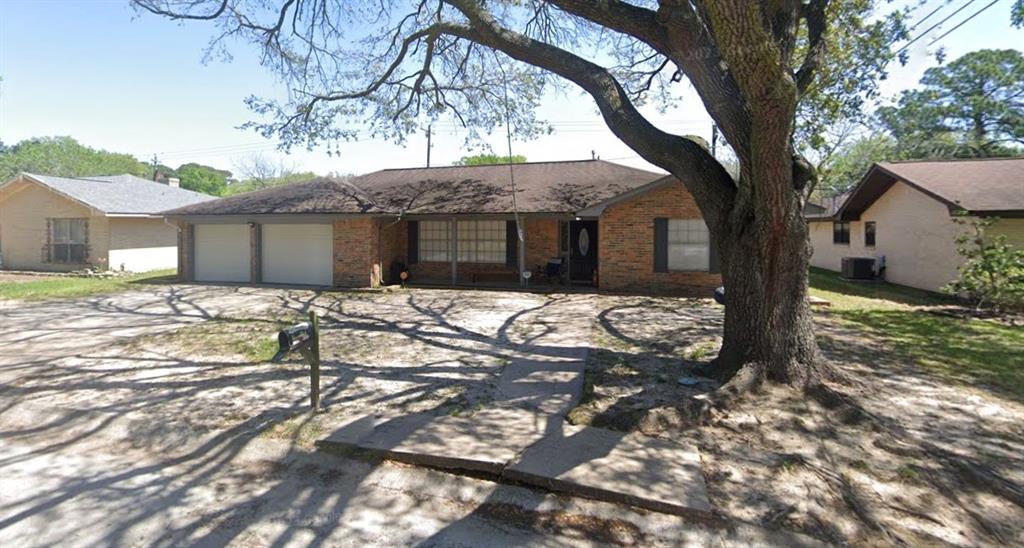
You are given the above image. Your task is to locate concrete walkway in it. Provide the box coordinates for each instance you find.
[317,295,712,516]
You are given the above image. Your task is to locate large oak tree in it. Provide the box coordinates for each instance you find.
[134,0,902,404]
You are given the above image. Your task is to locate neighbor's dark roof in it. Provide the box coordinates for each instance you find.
[162,178,385,216]
[164,160,666,216]
[6,173,214,214]
[838,158,1024,220]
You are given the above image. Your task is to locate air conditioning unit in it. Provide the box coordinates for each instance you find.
[841,257,876,280]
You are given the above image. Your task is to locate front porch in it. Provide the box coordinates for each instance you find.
[379,215,599,289]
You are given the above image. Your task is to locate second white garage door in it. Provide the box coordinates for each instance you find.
[194,224,251,283]
[261,224,334,286]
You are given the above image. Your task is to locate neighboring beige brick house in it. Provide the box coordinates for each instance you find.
[164,160,722,295]
[808,158,1024,293]
[0,173,213,272]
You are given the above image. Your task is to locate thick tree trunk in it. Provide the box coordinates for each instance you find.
[705,188,832,392]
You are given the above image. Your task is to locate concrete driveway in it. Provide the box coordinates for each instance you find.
[0,284,811,547]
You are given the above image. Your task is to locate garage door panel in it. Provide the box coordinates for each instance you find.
[262,224,333,286]
[194,224,250,283]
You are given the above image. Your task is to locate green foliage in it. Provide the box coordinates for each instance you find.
[817,134,899,196]
[877,49,1024,159]
[945,216,1024,312]
[0,136,149,181]
[453,154,527,166]
[176,163,232,195]
[1014,0,1024,28]
[224,171,319,196]
[796,0,906,157]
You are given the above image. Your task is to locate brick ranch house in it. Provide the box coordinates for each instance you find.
[163,160,721,294]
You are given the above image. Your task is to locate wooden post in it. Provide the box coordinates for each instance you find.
[309,310,321,412]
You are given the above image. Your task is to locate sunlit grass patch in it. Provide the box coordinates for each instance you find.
[0,269,176,301]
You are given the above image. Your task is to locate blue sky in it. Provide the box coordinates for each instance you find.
[1,0,1022,177]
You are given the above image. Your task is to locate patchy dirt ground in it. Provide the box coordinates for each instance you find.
[570,295,1024,546]
[2,285,818,547]
[1,287,585,451]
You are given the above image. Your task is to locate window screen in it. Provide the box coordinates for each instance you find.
[418,220,450,262]
[457,220,506,263]
[667,219,709,271]
[51,218,87,263]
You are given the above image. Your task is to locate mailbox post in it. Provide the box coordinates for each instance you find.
[272,311,322,412]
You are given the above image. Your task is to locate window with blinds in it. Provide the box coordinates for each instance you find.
[457,220,506,263]
[418,220,450,262]
[667,218,709,271]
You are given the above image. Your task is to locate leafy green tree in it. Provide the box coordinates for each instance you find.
[796,0,906,157]
[877,49,1024,158]
[225,171,319,196]
[176,163,232,195]
[131,0,931,395]
[816,133,899,196]
[0,136,149,181]
[453,154,527,166]
[946,216,1024,312]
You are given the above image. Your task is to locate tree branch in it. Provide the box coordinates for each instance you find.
[133,0,229,20]
[442,0,736,222]
[795,0,830,94]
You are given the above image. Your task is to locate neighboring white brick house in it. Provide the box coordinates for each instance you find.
[0,173,214,272]
[808,158,1024,293]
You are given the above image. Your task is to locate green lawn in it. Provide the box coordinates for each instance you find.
[809,268,1024,402]
[0,269,176,301]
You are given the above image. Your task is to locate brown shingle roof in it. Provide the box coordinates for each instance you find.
[164,160,665,216]
[162,177,384,216]
[838,157,1024,220]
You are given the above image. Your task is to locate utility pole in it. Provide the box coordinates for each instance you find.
[426,125,433,167]
[150,154,160,181]
[711,124,719,158]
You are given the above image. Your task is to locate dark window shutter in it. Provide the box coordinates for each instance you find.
[407,221,419,264]
[506,220,518,267]
[653,218,668,273]
[709,237,720,273]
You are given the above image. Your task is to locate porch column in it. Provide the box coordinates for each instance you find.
[450,217,457,286]
[517,219,526,287]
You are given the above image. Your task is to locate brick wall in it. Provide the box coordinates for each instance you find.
[333,218,381,287]
[524,218,560,271]
[177,221,193,281]
[599,180,721,295]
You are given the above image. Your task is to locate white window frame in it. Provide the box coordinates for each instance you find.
[457,220,506,264]
[419,220,451,262]
[667,218,710,271]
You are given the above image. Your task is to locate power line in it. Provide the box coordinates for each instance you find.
[894,0,980,57]
[908,0,950,31]
[926,0,1002,46]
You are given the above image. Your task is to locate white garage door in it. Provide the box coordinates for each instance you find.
[261,224,333,286]
[194,224,251,283]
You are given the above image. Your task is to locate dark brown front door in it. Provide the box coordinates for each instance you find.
[569,220,598,283]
